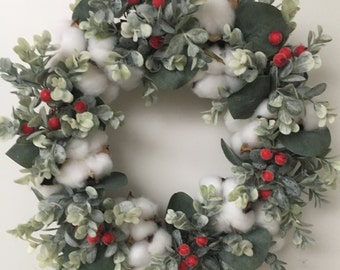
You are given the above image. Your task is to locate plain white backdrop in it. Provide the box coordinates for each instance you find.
[0,0,339,269]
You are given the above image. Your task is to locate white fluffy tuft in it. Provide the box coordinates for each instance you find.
[222,202,255,233]
[117,66,144,91]
[127,241,151,268]
[76,64,109,96]
[253,99,275,119]
[101,83,120,103]
[132,197,159,220]
[230,132,243,156]
[225,111,252,134]
[192,74,227,99]
[130,221,158,242]
[56,160,89,188]
[222,177,238,199]
[196,0,236,35]
[85,153,113,179]
[66,138,90,160]
[254,203,280,236]
[240,120,261,148]
[88,36,117,66]
[87,130,109,154]
[148,228,172,256]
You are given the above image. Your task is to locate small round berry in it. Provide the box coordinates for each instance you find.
[275,152,288,166]
[87,234,100,245]
[152,0,165,8]
[259,190,272,200]
[40,89,52,103]
[73,100,88,113]
[279,47,292,59]
[185,255,199,268]
[195,236,208,247]
[21,122,35,135]
[177,244,190,257]
[102,232,115,245]
[149,36,164,49]
[260,148,274,161]
[293,45,307,57]
[268,31,283,46]
[273,53,288,67]
[178,261,188,270]
[261,170,275,182]
[128,0,140,5]
[48,117,61,130]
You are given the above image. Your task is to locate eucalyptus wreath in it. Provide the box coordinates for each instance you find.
[0,0,338,269]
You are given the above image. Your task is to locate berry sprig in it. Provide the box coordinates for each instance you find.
[86,225,115,246]
[177,236,209,269]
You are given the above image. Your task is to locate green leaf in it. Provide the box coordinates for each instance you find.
[72,0,95,23]
[219,227,271,270]
[99,172,128,189]
[278,128,331,157]
[235,2,289,56]
[227,76,271,119]
[6,137,39,168]
[167,192,195,220]
[221,139,242,166]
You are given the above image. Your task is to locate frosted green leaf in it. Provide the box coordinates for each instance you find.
[0,116,19,141]
[33,135,52,149]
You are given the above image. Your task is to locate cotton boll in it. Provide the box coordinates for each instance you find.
[301,102,319,131]
[87,130,109,154]
[189,70,207,84]
[230,132,243,156]
[132,197,159,220]
[253,99,276,119]
[127,240,152,268]
[270,236,286,253]
[85,153,113,179]
[192,74,228,99]
[117,66,144,91]
[101,83,120,103]
[225,111,252,134]
[46,25,86,69]
[76,64,109,96]
[240,120,261,148]
[222,202,255,233]
[148,228,172,256]
[56,160,89,188]
[66,138,90,160]
[196,0,236,35]
[130,221,158,242]
[88,36,117,66]
[214,203,232,233]
[254,203,280,236]
[222,177,238,199]
[35,184,63,198]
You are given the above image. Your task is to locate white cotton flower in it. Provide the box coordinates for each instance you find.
[132,197,159,220]
[35,184,63,198]
[66,138,90,160]
[127,240,152,268]
[207,45,227,75]
[130,220,158,241]
[148,228,172,256]
[117,66,144,91]
[87,130,109,154]
[198,176,223,201]
[46,25,86,69]
[196,0,236,35]
[230,132,244,156]
[75,64,109,96]
[253,99,276,119]
[225,111,252,134]
[240,120,261,148]
[85,153,113,179]
[254,203,280,236]
[214,208,232,233]
[101,83,120,103]
[189,70,207,84]
[88,36,117,66]
[270,236,286,253]
[192,74,229,99]
[56,160,89,188]
[222,177,237,199]
[301,102,319,131]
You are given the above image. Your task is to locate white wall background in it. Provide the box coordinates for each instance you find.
[0,0,339,269]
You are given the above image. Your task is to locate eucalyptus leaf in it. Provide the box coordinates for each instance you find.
[278,128,331,157]
[6,137,39,168]
[98,172,128,189]
[167,192,195,221]
[221,139,243,166]
[72,0,95,23]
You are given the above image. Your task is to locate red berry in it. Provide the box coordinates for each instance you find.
[195,236,208,247]
[73,100,88,113]
[152,0,165,8]
[149,36,164,49]
[87,234,100,245]
[185,255,199,268]
[273,53,288,67]
[40,89,52,103]
[48,117,61,130]
[293,45,307,57]
[275,152,288,166]
[261,170,275,182]
[128,0,140,5]
[279,47,292,59]
[268,31,283,46]
[178,244,190,257]
[259,190,272,200]
[21,122,35,135]
[260,148,273,161]
[178,261,188,270]
[102,232,115,245]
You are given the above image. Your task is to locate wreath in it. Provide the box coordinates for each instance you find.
[0,0,338,269]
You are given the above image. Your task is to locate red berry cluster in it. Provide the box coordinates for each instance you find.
[177,236,208,269]
[272,44,308,67]
[149,36,164,49]
[86,225,115,246]
[257,148,289,199]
